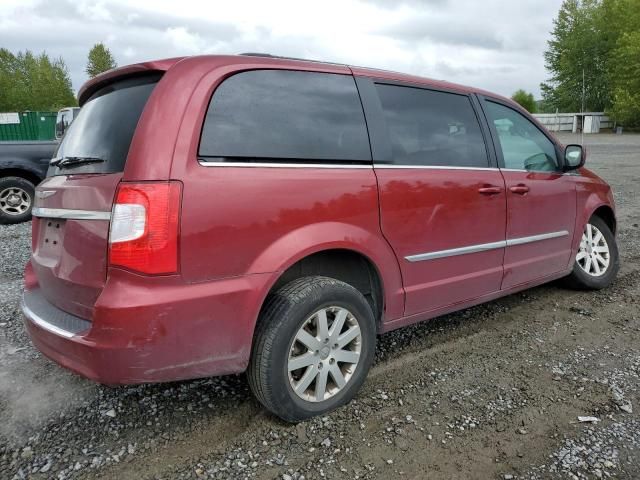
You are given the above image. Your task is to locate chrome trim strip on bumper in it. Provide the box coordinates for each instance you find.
[405,230,569,262]
[32,207,111,221]
[20,297,76,338]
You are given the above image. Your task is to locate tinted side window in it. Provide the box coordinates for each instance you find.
[199,70,370,162]
[375,84,489,167]
[484,101,558,172]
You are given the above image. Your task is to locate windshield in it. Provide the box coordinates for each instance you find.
[49,73,162,176]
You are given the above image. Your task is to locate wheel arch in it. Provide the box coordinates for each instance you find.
[249,222,405,327]
[0,167,42,187]
[590,204,616,235]
[266,248,385,329]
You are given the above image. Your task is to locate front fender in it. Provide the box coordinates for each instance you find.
[572,178,616,256]
[249,221,405,321]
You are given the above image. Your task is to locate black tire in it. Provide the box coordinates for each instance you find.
[247,276,376,422]
[563,215,619,290]
[0,176,35,225]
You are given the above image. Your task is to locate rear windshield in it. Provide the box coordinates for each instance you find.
[48,73,161,176]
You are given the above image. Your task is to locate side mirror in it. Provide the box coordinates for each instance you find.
[564,144,585,171]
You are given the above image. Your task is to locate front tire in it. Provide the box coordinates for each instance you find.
[248,276,376,422]
[0,176,35,224]
[564,216,619,290]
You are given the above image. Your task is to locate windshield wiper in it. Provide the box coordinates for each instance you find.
[50,156,105,168]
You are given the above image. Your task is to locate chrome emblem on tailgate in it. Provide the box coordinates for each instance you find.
[35,190,56,199]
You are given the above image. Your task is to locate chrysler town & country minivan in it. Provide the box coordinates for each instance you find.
[22,54,618,421]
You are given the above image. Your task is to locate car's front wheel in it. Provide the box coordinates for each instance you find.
[248,276,376,422]
[564,216,619,289]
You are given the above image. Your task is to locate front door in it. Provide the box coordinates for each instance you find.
[361,80,507,317]
[482,99,577,289]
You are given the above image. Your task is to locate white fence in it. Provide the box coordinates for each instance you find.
[533,112,612,133]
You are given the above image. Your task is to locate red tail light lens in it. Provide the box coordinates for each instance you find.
[109,182,182,274]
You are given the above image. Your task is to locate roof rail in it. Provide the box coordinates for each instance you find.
[238,52,347,67]
[237,52,419,80]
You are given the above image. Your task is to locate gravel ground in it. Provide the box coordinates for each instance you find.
[1,133,639,480]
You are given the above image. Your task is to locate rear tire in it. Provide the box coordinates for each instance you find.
[248,276,376,422]
[0,176,35,224]
[563,216,619,290]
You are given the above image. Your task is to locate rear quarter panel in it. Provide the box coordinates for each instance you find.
[176,165,404,320]
[165,59,405,322]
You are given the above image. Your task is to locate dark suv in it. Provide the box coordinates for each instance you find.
[23,54,618,421]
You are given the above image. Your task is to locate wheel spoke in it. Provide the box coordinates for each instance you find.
[576,251,587,261]
[295,329,321,351]
[593,231,603,244]
[334,349,360,364]
[594,253,609,268]
[594,245,609,254]
[314,367,329,401]
[329,363,346,389]
[586,224,593,242]
[329,308,348,343]
[592,257,601,275]
[288,352,317,371]
[294,364,319,395]
[316,309,329,340]
[337,325,360,348]
[584,255,592,273]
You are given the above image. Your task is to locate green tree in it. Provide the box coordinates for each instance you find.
[86,43,117,77]
[604,0,640,126]
[511,89,537,113]
[0,48,76,111]
[541,0,609,112]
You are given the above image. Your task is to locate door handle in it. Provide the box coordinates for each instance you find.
[509,184,530,195]
[478,186,503,195]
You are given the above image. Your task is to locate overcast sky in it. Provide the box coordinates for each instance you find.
[0,0,563,98]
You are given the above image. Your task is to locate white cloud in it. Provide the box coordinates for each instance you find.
[0,0,563,97]
[164,26,206,53]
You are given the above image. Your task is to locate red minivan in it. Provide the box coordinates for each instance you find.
[22,54,619,421]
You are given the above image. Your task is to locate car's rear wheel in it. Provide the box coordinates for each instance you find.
[0,176,35,224]
[564,216,619,290]
[248,276,376,422]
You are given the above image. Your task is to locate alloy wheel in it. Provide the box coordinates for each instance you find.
[287,306,362,402]
[0,187,31,216]
[576,223,610,277]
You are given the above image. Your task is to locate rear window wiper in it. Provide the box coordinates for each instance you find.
[50,156,105,168]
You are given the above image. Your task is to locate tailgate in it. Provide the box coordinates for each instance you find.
[32,174,120,319]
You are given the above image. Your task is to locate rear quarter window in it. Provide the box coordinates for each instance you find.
[198,70,371,163]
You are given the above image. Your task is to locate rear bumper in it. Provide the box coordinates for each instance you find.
[22,270,274,384]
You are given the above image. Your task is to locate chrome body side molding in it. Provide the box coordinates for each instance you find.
[405,231,569,262]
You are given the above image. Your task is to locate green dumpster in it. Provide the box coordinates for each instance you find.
[0,111,57,141]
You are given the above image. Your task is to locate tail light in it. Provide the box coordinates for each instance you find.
[109,182,182,274]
